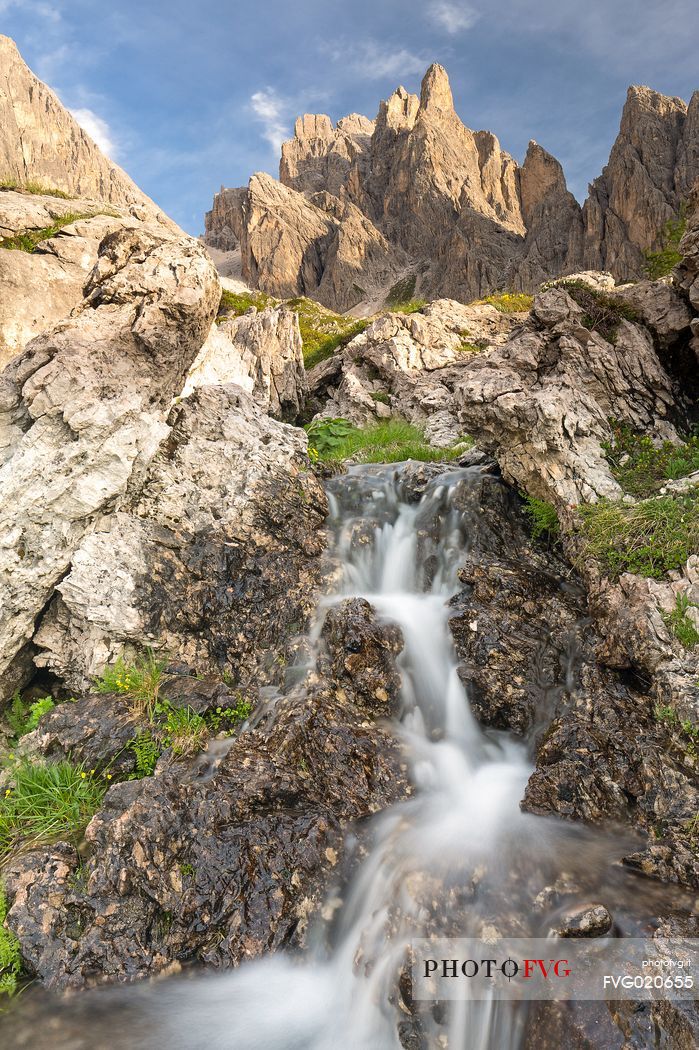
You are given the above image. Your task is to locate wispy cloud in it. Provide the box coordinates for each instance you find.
[69,106,117,158]
[0,0,61,19]
[428,2,480,35]
[327,39,429,81]
[250,89,290,153]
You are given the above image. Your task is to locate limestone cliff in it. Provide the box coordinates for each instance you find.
[205,65,699,311]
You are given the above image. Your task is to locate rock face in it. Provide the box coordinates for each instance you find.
[205,66,699,312]
[33,383,326,694]
[309,298,519,447]
[0,36,165,215]
[183,306,307,421]
[0,189,164,368]
[0,223,220,698]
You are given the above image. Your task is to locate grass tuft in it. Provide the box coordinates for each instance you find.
[217,288,275,319]
[478,292,533,313]
[95,652,164,720]
[306,416,468,464]
[0,177,73,199]
[4,695,56,740]
[0,760,105,864]
[644,210,686,279]
[577,490,699,579]
[0,212,96,252]
[603,422,699,498]
[662,593,699,649]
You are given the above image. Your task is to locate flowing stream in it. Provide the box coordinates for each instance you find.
[5,463,679,1049]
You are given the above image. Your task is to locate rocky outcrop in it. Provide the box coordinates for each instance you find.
[0,36,165,217]
[33,384,326,693]
[580,86,699,280]
[4,603,407,989]
[0,189,146,367]
[183,306,307,421]
[205,66,698,312]
[0,223,220,698]
[310,298,519,447]
[453,285,684,505]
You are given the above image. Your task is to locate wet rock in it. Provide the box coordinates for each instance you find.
[18,693,138,776]
[3,671,408,989]
[157,675,245,716]
[320,597,403,715]
[553,903,613,937]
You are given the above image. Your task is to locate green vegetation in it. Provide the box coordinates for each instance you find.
[662,593,699,649]
[644,210,687,279]
[384,275,417,307]
[305,416,469,464]
[95,651,164,720]
[5,694,56,740]
[0,886,21,998]
[552,279,640,343]
[371,391,391,405]
[217,288,275,319]
[128,731,160,779]
[0,177,72,199]
[0,212,95,252]
[603,422,699,498]
[457,338,490,353]
[389,298,426,315]
[523,496,560,541]
[287,297,368,370]
[478,292,533,313]
[0,760,105,863]
[127,697,253,777]
[577,490,699,579]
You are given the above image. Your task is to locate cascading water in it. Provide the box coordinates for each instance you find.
[4,463,676,1050]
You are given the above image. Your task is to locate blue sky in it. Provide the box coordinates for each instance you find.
[1,1,697,234]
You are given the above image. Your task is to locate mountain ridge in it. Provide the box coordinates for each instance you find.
[205,64,699,312]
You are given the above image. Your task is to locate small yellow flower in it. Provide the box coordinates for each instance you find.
[106,774,113,780]
[89,768,95,775]
[4,788,11,797]
[80,772,87,779]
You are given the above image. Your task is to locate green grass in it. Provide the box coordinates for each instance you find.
[644,210,687,279]
[577,490,699,579]
[0,886,21,998]
[217,288,275,319]
[552,280,640,343]
[4,695,56,740]
[603,423,699,498]
[478,293,533,313]
[654,704,698,758]
[457,338,489,353]
[662,594,699,649]
[286,297,368,370]
[0,760,105,863]
[384,275,417,307]
[389,299,426,315]
[523,496,560,541]
[0,177,72,199]
[306,417,468,464]
[95,652,164,720]
[0,212,95,252]
[127,697,254,776]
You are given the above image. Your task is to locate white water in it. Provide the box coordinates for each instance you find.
[13,463,649,1050]
[150,464,557,1049]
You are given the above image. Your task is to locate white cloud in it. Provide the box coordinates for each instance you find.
[429,2,480,35]
[250,89,290,154]
[0,0,61,20]
[69,107,117,158]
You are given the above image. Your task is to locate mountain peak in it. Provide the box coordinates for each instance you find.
[419,63,454,115]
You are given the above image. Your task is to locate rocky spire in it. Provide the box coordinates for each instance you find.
[419,63,455,116]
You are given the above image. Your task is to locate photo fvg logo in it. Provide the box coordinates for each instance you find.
[423,957,572,981]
